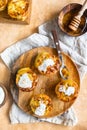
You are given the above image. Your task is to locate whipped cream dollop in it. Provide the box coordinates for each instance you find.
[0,87,5,104]
[38,58,55,72]
[35,101,46,116]
[18,73,33,88]
[59,85,75,96]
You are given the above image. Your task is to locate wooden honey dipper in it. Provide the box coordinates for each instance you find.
[69,0,87,31]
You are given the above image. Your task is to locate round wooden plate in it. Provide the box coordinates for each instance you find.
[10,47,80,118]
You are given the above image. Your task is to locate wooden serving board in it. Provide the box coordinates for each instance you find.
[10,47,80,118]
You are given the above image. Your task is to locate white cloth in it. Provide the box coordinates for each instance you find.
[0,18,87,126]
[9,103,77,126]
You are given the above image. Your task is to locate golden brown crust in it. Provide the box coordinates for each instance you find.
[34,52,60,74]
[30,94,53,116]
[7,0,29,21]
[55,79,78,102]
[0,0,8,11]
[16,67,38,92]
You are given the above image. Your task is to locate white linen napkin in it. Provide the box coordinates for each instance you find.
[0,18,87,126]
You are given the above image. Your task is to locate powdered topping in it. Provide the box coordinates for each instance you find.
[35,101,46,116]
[38,58,55,72]
[18,73,33,88]
[59,85,75,96]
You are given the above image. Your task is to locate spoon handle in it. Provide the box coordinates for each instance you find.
[52,30,63,63]
[78,0,87,17]
[51,30,61,55]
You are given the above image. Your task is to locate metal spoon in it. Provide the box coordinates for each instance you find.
[52,30,69,80]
